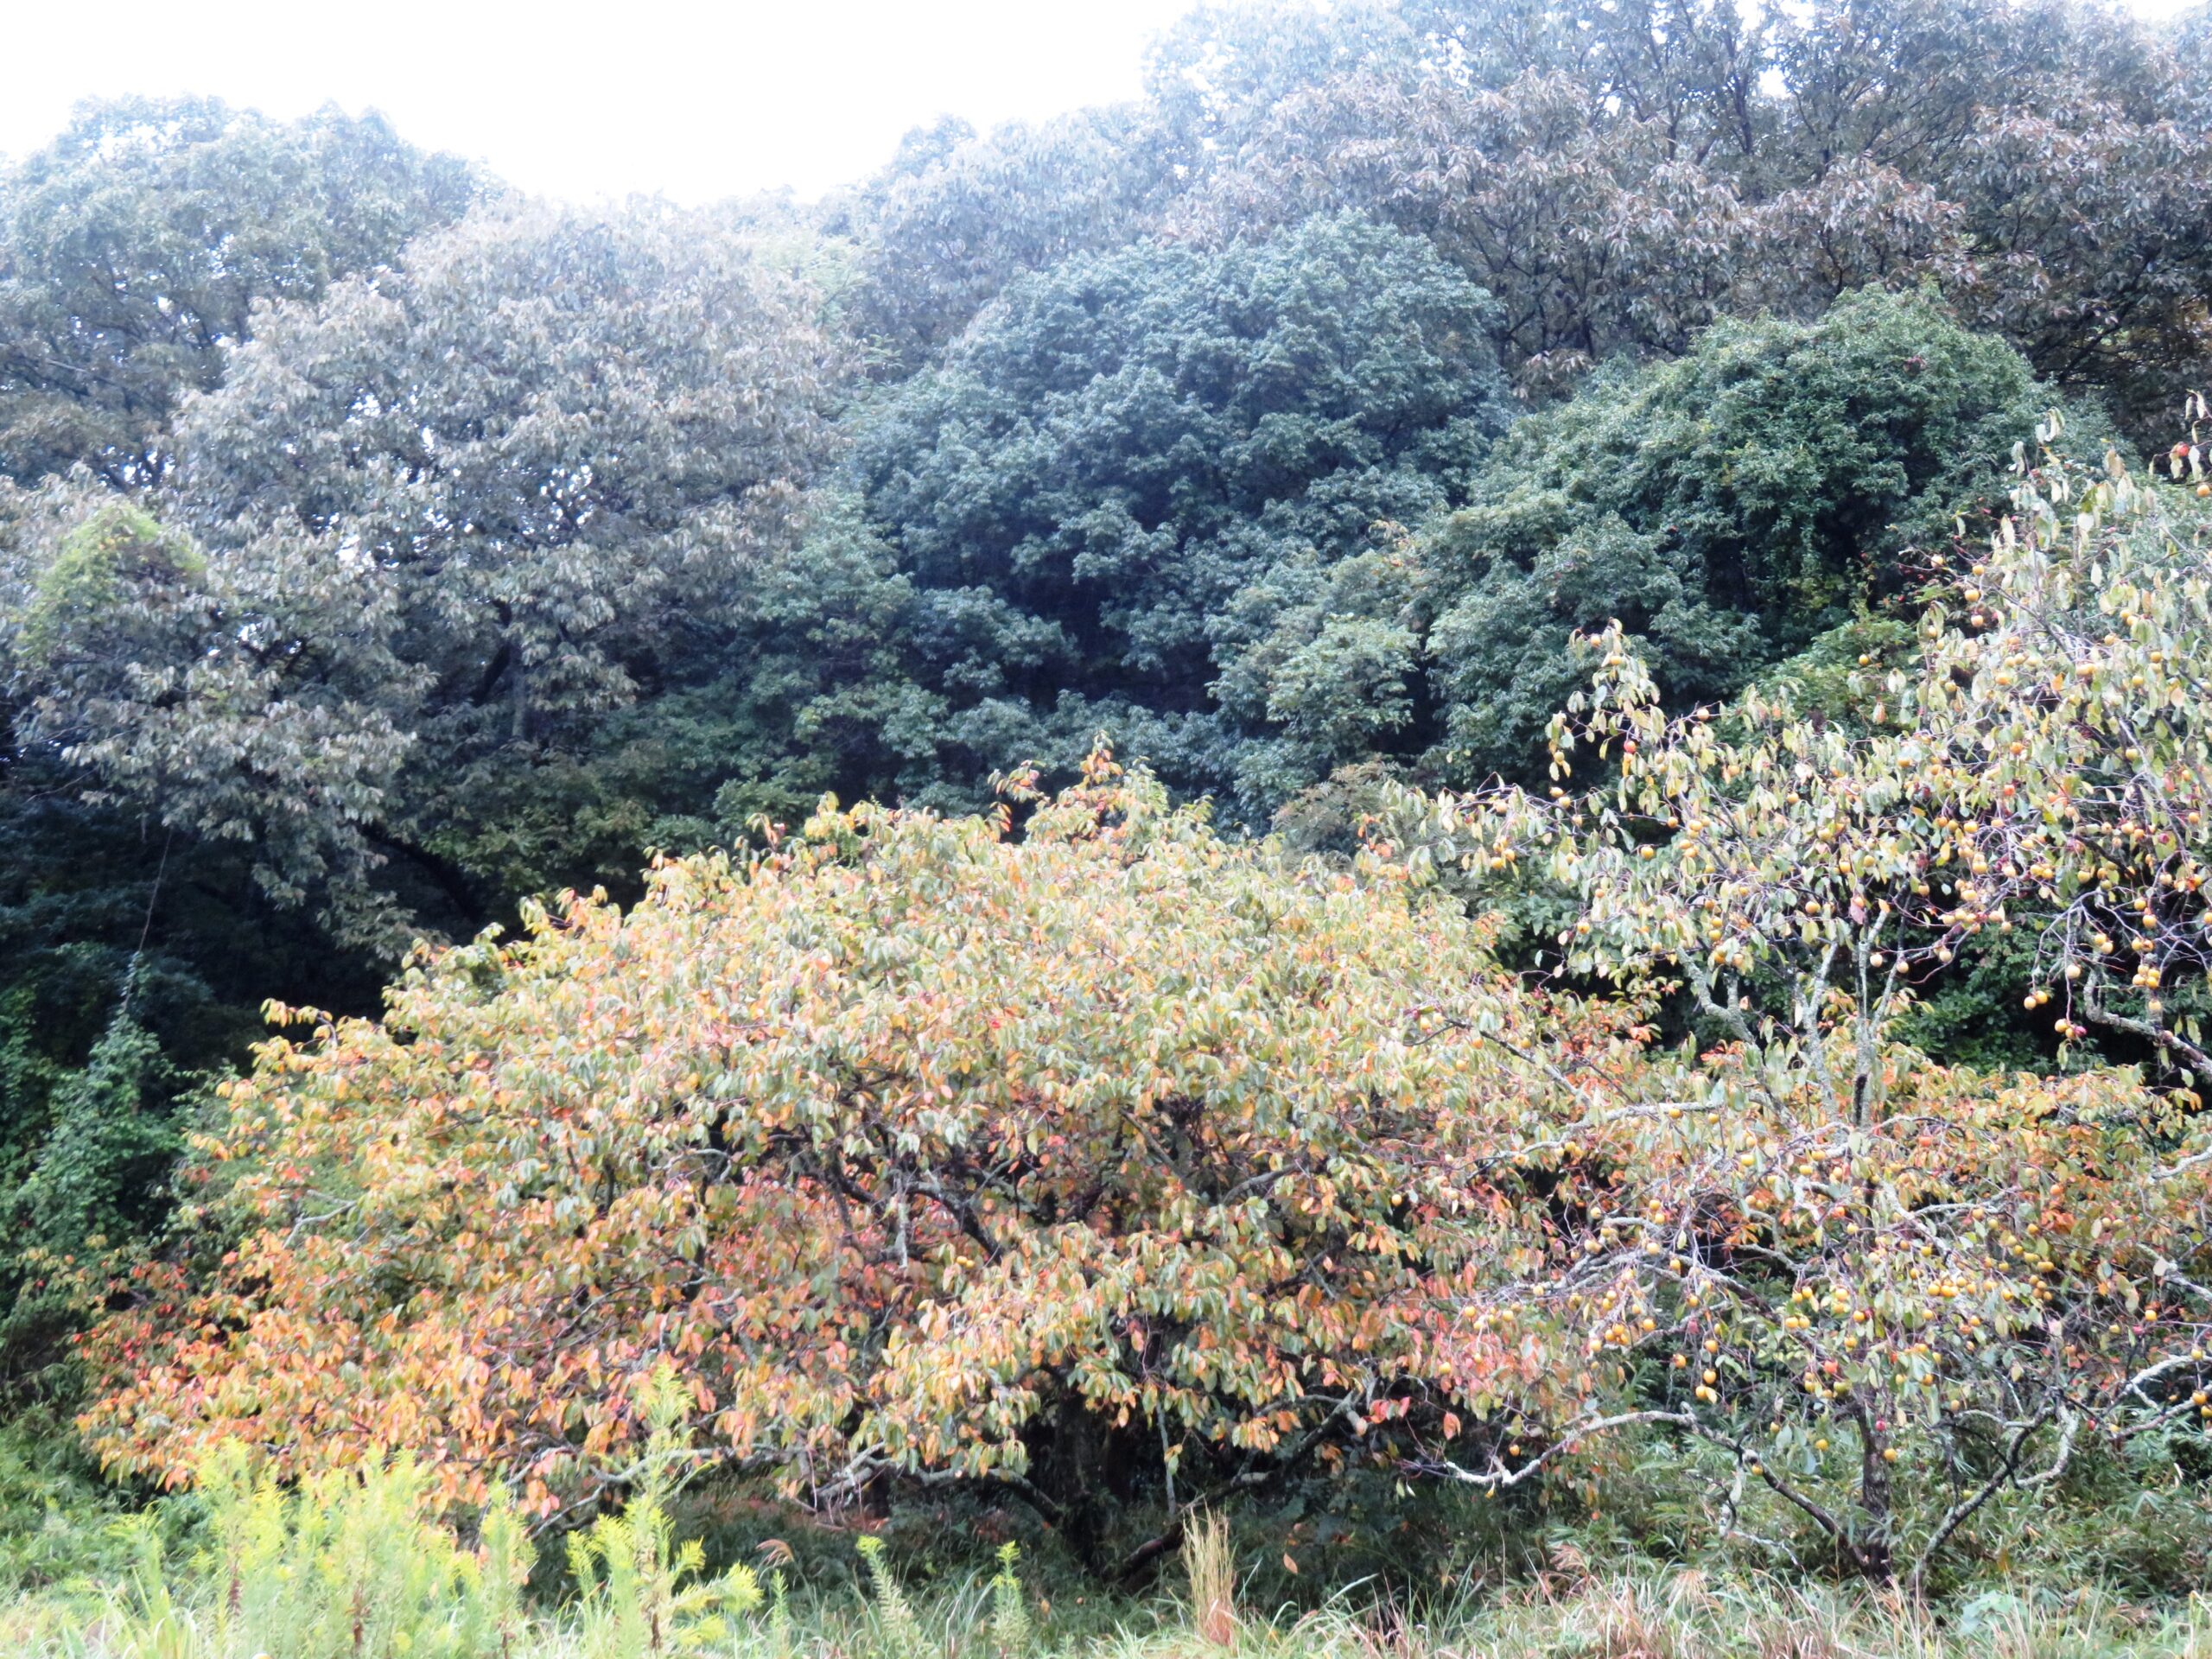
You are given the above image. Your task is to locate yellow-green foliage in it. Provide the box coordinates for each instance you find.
[988,1543,1032,1658]
[0,1424,2205,1657]
[9,1525,2212,1659]
[566,1368,765,1659]
[89,1446,532,1659]
[16,504,203,669]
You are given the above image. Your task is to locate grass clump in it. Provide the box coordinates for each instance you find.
[3,1393,2208,1659]
[5,1500,2212,1659]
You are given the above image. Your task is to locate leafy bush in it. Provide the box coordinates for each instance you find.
[83,751,1636,1567]
[0,1412,136,1596]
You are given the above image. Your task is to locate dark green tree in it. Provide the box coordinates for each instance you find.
[849,211,1513,813]
[1412,289,2092,782]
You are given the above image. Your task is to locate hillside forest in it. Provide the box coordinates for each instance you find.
[8,0,2212,1651]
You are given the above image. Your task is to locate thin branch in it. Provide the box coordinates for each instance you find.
[1910,1408,2062,1590]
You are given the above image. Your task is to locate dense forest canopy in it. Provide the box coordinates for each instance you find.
[3,0,2212,1599]
[0,99,480,488]
[847,210,1514,813]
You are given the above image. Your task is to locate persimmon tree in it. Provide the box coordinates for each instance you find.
[1470,400,2212,1090]
[1395,1038,2209,1585]
[1398,406,2212,1581]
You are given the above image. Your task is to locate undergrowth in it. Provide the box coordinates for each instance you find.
[2,1371,2209,1657]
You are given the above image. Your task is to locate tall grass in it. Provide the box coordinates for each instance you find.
[2,1376,2206,1659]
[7,1469,2211,1659]
[1184,1510,1239,1649]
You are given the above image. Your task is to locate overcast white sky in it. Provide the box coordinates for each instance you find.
[1,0,2201,206]
[0,0,1205,204]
